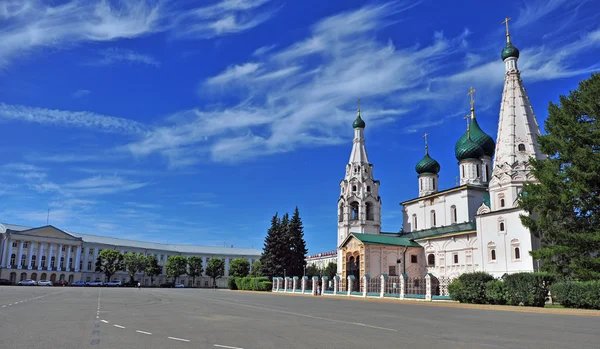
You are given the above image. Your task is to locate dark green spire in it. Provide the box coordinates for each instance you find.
[501,17,519,61]
[416,132,440,174]
[353,99,366,129]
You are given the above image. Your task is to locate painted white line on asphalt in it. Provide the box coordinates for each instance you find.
[1,305,5,307]
[101,320,109,324]
[168,337,190,342]
[113,325,126,329]
[136,330,152,335]
[8,304,12,306]
[214,344,244,349]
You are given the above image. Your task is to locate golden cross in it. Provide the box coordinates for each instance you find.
[357,98,361,111]
[468,86,476,108]
[502,17,511,37]
[464,114,470,130]
[423,132,429,153]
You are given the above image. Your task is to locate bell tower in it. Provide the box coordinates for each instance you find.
[337,100,381,274]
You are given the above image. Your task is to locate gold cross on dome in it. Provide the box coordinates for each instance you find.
[502,17,511,37]
[357,98,361,111]
[468,86,476,108]
[423,132,429,153]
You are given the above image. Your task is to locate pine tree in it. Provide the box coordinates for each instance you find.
[287,206,308,277]
[260,213,284,278]
[519,73,600,281]
[280,212,291,275]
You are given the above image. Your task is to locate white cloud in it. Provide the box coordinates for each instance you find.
[92,48,160,67]
[72,89,91,98]
[205,63,261,85]
[0,103,150,135]
[64,175,148,195]
[3,163,43,171]
[253,44,276,57]
[181,201,222,208]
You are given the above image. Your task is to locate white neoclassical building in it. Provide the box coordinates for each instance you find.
[335,27,544,281]
[0,223,261,287]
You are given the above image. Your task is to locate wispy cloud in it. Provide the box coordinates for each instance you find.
[92,48,160,67]
[72,89,91,98]
[124,201,161,209]
[253,44,277,56]
[181,201,223,208]
[0,103,150,135]
[64,175,149,195]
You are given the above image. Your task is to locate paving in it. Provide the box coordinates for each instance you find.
[0,286,598,349]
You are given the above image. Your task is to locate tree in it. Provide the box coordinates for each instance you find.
[519,73,600,281]
[166,255,188,283]
[95,250,123,282]
[250,260,262,277]
[228,258,250,277]
[206,257,225,287]
[145,255,162,285]
[122,253,146,282]
[286,206,308,277]
[306,264,321,277]
[322,262,337,279]
[187,256,204,287]
[260,213,286,278]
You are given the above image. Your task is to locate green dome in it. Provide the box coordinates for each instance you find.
[468,117,495,157]
[501,41,520,61]
[415,153,440,175]
[353,114,366,129]
[455,134,484,161]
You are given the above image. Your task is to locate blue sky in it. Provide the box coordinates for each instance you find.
[1,0,599,254]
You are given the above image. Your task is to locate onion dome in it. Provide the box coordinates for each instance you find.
[415,153,440,175]
[501,41,520,61]
[353,113,365,129]
[455,132,484,161]
[469,116,495,157]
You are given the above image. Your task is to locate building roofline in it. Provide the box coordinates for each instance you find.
[400,184,488,206]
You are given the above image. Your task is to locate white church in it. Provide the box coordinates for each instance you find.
[334,26,545,282]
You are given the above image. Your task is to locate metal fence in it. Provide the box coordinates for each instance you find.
[366,277,380,295]
[384,276,401,296]
[339,278,347,293]
[432,276,453,297]
[304,279,313,293]
[405,277,426,297]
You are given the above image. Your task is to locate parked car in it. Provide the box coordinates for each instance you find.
[86,280,104,287]
[174,283,184,288]
[71,280,86,287]
[123,280,138,287]
[54,280,68,286]
[160,282,175,288]
[105,280,122,287]
[18,279,37,286]
[0,279,11,285]
[37,280,53,286]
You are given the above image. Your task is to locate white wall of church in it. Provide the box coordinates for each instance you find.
[418,233,479,278]
[476,209,539,277]
[402,188,487,232]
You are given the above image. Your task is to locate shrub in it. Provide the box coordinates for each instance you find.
[448,272,495,304]
[551,281,600,309]
[227,277,238,290]
[503,272,554,307]
[486,280,508,305]
[232,277,272,291]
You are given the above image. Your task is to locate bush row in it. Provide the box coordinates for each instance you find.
[551,281,600,310]
[228,277,272,291]
[448,272,554,307]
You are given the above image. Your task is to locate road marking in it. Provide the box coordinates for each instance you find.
[201,296,398,332]
[8,304,12,306]
[101,320,109,324]
[136,330,152,335]
[1,305,5,307]
[168,337,190,342]
[214,345,244,349]
[113,324,126,329]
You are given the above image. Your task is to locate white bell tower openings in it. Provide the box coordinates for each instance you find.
[489,19,545,211]
[415,132,441,197]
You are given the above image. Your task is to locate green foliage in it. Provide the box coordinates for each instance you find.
[166,256,188,283]
[305,264,321,277]
[187,256,204,286]
[95,249,123,282]
[122,253,146,282]
[145,255,162,284]
[285,207,308,277]
[228,258,250,278]
[231,277,271,291]
[250,260,262,277]
[448,272,494,304]
[227,277,238,290]
[206,258,225,286]
[322,262,337,279]
[503,272,554,307]
[260,213,285,278]
[519,73,600,281]
[551,281,600,309]
[485,280,508,305]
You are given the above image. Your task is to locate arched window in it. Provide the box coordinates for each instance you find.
[10,253,15,267]
[488,242,497,262]
[511,239,521,261]
[485,164,490,180]
[499,193,505,208]
[69,258,73,269]
[432,177,436,189]
[365,202,374,221]
[366,185,371,192]
[518,144,526,151]
[514,248,520,260]
[450,205,457,224]
[20,254,26,267]
[412,214,418,230]
[427,254,435,266]
[41,256,46,268]
[31,255,37,268]
[352,185,357,192]
[338,203,344,222]
[476,164,480,178]
[500,199,505,207]
[499,222,505,231]
[430,210,436,227]
[51,256,56,268]
[491,250,496,261]
[461,164,465,176]
[350,202,359,221]
[60,257,65,269]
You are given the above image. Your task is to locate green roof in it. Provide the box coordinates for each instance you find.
[350,233,420,247]
[415,152,441,175]
[501,41,520,61]
[403,221,477,240]
[455,134,484,161]
[468,117,495,157]
[352,114,366,129]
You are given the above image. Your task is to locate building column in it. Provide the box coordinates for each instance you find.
[17,240,24,269]
[2,237,10,267]
[224,258,230,277]
[37,243,44,270]
[74,246,82,272]
[47,244,54,271]
[57,244,63,271]
[83,247,90,271]
[203,257,208,276]
[7,239,14,268]
[66,245,72,271]
[27,243,34,270]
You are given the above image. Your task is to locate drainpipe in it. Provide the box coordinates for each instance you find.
[402,246,408,275]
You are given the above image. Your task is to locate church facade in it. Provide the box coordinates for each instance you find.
[336,28,544,282]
